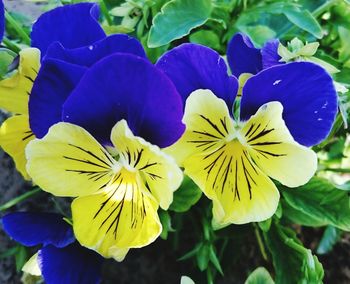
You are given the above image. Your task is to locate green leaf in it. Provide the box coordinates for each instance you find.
[316,226,342,255]
[283,9,323,39]
[148,0,212,48]
[196,243,210,271]
[189,30,221,50]
[338,26,350,63]
[264,222,324,284]
[258,218,272,232]
[281,177,350,231]
[245,267,275,284]
[169,176,202,213]
[209,245,224,276]
[15,245,28,272]
[244,25,276,47]
[159,210,175,240]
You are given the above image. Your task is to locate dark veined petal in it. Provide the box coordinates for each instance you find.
[44,34,146,63]
[261,39,283,69]
[29,34,145,139]
[31,3,105,55]
[0,0,4,42]
[240,62,338,146]
[63,53,185,148]
[2,212,75,248]
[227,33,262,77]
[29,59,86,138]
[156,43,238,108]
[38,243,103,284]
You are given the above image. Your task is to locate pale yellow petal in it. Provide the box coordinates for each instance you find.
[184,141,280,226]
[165,89,234,165]
[72,169,161,261]
[0,114,34,179]
[240,102,317,187]
[111,120,182,210]
[22,253,41,276]
[26,123,117,197]
[0,48,40,114]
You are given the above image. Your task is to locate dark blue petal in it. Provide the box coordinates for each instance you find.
[29,59,87,138]
[63,53,185,148]
[241,62,338,146]
[2,212,74,248]
[31,3,105,55]
[38,243,103,284]
[227,33,263,77]
[261,39,283,69]
[29,34,147,138]
[156,43,238,108]
[0,0,4,42]
[44,34,146,64]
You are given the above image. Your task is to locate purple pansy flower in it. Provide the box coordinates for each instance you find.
[2,212,103,284]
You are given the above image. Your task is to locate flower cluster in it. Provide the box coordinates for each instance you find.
[0,2,338,284]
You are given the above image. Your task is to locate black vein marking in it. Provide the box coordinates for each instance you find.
[247,126,274,143]
[22,130,34,141]
[255,149,287,157]
[31,67,38,75]
[241,156,257,200]
[199,114,225,137]
[192,130,221,139]
[67,144,112,168]
[24,75,34,83]
[246,123,261,139]
[220,156,232,194]
[220,117,229,134]
[233,160,240,201]
[245,123,255,137]
[250,141,282,146]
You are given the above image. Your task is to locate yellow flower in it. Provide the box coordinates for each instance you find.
[26,120,183,261]
[167,90,317,228]
[0,48,40,179]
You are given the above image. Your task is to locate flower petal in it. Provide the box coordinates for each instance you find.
[22,253,41,276]
[111,120,183,209]
[63,53,184,147]
[0,0,4,42]
[72,169,162,261]
[156,43,238,108]
[29,59,87,138]
[26,122,116,197]
[0,48,40,114]
[31,3,105,55]
[241,62,338,146]
[177,91,279,225]
[261,39,283,69]
[241,101,317,187]
[2,212,74,248]
[227,33,262,77]
[38,243,103,284]
[0,114,34,179]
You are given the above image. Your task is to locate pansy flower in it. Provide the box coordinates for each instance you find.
[0,0,4,41]
[2,212,103,284]
[156,43,337,227]
[26,53,184,261]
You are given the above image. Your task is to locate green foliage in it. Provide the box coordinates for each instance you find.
[148,0,212,47]
[245,267,275,284]
[264,222,324,284]
[281,177,350,231]
[316,226,342,255]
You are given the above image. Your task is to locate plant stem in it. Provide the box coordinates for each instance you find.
[5,11,30,45]
[2,37,21,53]
[99,0,113,26]
[0,188,41,212]
[254,224,269,262]
[321,168,350,173]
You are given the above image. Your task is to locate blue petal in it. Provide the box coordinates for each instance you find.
[2,213,74,248]
[29,59,87,138]
[44,34,146,63]
[63,53,185,148]
[156,43,238,108]
[227,33,262,77]
[0,0,4,42]
[241,62,338,146]
[38,243,103,284]
[31,3,105,55]
[29,34,145,138]
[261,39,283,69]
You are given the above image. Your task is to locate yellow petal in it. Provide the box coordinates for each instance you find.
[185,141,279,226]
[111,120,183,210]
[72,168,161,261]
[0,48,41,114]
[0,114,34,179]
[22,252,41,276]
[240,102,317,187]
[26,122,117,197]
[166,89,234,165]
